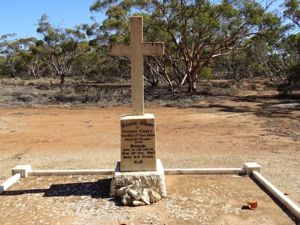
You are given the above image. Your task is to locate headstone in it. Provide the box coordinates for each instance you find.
[108,16,166,204]
[109,16,164,172]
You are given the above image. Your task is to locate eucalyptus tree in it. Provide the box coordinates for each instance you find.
[36,15,89,85]
[0,34,39,78]
[283,0,300,88]
[0,34,18,77]
[284,0,300,28]
[16,38,45,78]
[90,0,280,92]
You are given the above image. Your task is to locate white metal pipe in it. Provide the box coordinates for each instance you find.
[164,168,245,175]
[0,173,21,194]
[28,169,114,176]
[252,171,300,220]
[28,168,245,176]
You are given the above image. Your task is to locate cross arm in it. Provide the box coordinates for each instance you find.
[108,43,130,57]
[143,42,164,56]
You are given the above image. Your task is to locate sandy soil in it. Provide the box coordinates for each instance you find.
[0,175,294,225]
[0,90,299,224]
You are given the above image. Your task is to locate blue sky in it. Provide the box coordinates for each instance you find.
[0,0,285,38]
[0,0,105,38]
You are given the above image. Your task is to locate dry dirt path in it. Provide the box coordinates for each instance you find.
[0,101,299,208]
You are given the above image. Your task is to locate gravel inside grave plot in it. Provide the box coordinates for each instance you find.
[0,175,295,225]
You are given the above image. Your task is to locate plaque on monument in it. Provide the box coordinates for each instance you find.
[121,114,156,171]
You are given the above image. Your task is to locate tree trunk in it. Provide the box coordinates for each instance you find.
[60,73,65,85]
[187,82,197,92]
[191,81,197,92]
[187,75,197,93]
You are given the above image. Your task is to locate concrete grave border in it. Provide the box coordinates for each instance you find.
[0,162,299,221]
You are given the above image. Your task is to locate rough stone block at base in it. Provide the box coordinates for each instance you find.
[243,162,261,175]
[110,159,166,198]
[12,165,32,178]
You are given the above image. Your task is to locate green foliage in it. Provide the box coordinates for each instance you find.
[0,56,7,77]
[90,0,281,92]
[35,14,90,84]
[287,64,300,85]
[0,1,298,95]
[277,63,300,94]
[284,0,300,28]
[201,67,213,80]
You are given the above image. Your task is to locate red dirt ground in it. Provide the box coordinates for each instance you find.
[0,94,299,224]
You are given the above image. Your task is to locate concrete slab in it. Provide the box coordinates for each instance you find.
[0,175,295,225]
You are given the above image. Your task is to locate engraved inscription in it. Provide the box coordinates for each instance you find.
[121,120,155,164]
[121,116,156,171]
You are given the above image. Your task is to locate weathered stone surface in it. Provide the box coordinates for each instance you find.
[149,189,161,204]
[116,186,128,197]
[112,174,164,196]
[110,159,166,206]
[128,189,141,201]
[110,160,166,198]
[108,16,164,115]
[116,184,160,206]
[132,200,146,207]
[121,193,132,206]
[141,189,150,205]
[120,114,157,172]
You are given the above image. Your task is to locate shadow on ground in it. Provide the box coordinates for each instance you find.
[187,95,300,120]
[1,178,112,199]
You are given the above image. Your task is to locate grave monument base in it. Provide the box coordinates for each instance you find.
[110,159,167,206]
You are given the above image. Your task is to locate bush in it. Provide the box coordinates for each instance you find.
[201,67,213,80]
[277,64,300,94]
[288,64,300,85]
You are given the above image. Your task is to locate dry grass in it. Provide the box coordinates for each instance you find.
[0,78,284,108]
[0,78,133,107]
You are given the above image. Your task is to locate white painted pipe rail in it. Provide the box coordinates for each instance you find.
[28,169,114,176]
[0,173,21,194]
[164,168,245,175]
[252,171,300,220]
[28,168,245,176]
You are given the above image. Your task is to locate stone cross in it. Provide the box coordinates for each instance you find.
[108,16,164,115]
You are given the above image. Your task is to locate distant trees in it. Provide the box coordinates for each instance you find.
[282,0,300,91]
[36,15,91,85]
[0,1,298,93]
[90,0,281,92]
[284,0,300,28]
[0,15,130,85]
[0,34,39,78]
